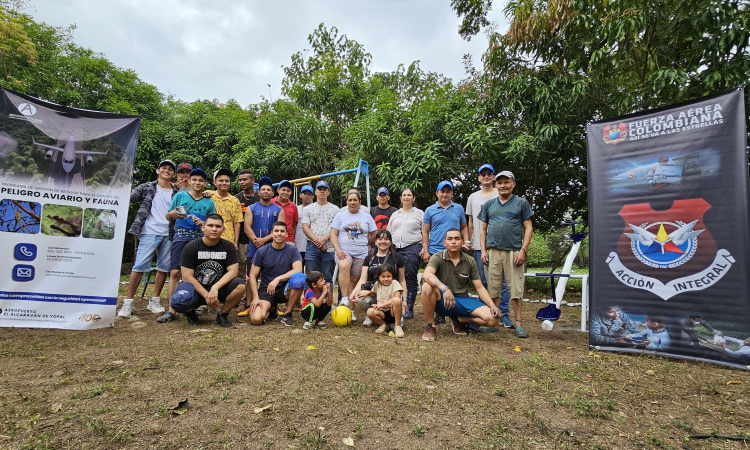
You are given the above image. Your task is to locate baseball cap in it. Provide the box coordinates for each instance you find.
[316,180,330,189]
[257,176,273,188]
[213,168,232,180]
[377,187,389,196]
[157,159,176,171]
[300,185,314,194]
[176,162,193,173]
[288,272,307,291]
[436,180,454,191]
[278,179,293,190]
[170,281,197,313]
[495,170,515,181]
[478,163,495,174]
[189,168,208,180]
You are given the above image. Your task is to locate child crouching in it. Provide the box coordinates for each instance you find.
[359,264,404,338]
[301,271,332,330]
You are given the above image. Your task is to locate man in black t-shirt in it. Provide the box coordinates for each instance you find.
[173,214,245,327]
[370,187,397,230]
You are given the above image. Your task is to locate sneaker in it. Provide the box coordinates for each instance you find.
[303,321,312,330]
[394,325,405,338]
[237,307,250,317]
[434,314,446,325]
[215,313,232,328]
[315,321,328,329]
[422,324,436,341]
[280,314,296,327]
[185,310,201,325]
[478,326,500,333]
[464,323,481,334]
[195,305,208,316]
[515,325,529,338]
[500,315,515,328]
[117,299,134,317]
[362,316,373,326]
[450,316,467,336]
[375,324,388,334]
[146,298,165,314]
[156,311,176,323]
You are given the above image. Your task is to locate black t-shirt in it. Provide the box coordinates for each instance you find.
[370,205,397,230]
[363,251,405,282]
[181,238,239,291]
[236,191,260,244]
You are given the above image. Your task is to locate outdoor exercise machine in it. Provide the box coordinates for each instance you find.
[528,221,589,332]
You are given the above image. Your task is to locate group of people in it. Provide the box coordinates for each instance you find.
[120,160,534,340]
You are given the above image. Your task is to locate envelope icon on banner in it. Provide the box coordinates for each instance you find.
[13,265,34,282]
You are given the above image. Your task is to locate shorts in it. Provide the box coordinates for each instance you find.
[132,234,171,272]
[487,248,526,299]
[434,295,485,318]
[258,281,288,306]
[337,254,365,277]
[169,239,192,271]
[194,278,246,306]
[301,303,332,322]
[380,308,396,324]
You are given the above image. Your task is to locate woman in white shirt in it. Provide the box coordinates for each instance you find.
[330,191,378,322]
[386,188,424,319]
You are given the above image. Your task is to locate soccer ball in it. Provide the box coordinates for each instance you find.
[541,320,554,331]
[331,305,352,327]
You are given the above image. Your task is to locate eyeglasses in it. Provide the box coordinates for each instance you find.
[479,172,494,177]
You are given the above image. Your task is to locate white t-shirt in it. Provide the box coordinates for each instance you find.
[331,210,377,259]
[465,190,498,248]
[300,202,340,252]
[141,185,172,236]
[295,203,310,253]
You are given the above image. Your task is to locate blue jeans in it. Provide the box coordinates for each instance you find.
[474,250,510,316]
[132,234,171,272]
[305,242,335,284]
[396,242,421,306]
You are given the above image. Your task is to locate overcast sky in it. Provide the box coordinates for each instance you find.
[28,0,507,106]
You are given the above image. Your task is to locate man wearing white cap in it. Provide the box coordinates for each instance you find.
[478,171,533,338]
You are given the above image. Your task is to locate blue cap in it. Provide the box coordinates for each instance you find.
[189,168,208,180]
[315,180,330,189]
[300,185,313,194]
[436,180,453,191]
[478,164,495,174]
[278,179,293,190]
[377,187,389,196]
[257,176,273,188]
[170,281,197,313]
[288,272,307,291]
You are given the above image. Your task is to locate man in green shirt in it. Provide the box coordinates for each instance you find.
[420,229,501,341]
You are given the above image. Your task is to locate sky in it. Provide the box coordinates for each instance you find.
[28,0,507,106]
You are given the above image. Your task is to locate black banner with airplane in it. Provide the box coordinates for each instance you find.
[0,87,140,330]
[586,89,750,370]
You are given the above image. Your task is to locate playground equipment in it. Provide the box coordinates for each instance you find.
[527,222,589,332]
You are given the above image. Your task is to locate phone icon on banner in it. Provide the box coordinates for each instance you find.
[12,264,35,282]
[14,243,37,261]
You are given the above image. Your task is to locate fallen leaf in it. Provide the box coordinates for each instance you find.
[414,359,420,362]
[347,349,357,354]
[273,348,279,351]
[171,398,189,415]
[727,380,742,385]
[306,345,317,351]
[645,370,655,376]
[253,404,272,413]
[514,346,521,352]
[50,403,62,412]
[566,347,574,349]
[343,437,355,447]
[318,426,325,431]
[388,331,395,337]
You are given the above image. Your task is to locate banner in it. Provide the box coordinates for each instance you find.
[587,89,750,370]
[0,87,140,330]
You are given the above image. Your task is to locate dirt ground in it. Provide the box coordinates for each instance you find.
[1,290,749,450]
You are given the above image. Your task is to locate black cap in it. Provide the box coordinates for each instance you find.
[157,160,176,171]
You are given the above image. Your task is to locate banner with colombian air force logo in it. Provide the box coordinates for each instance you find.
[587,89,750,370]
[0,87,140,330]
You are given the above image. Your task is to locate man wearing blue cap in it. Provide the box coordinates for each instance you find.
[295,184,315,267]
[159,168,216,323]
[466,164,513,329]
[370,187,397,230]
[273,180,298,243]
[422,180,469,325]
[301,180,339,285]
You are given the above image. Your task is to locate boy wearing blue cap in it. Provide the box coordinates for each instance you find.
[273,180,298,243]
[370,187,397,230]
[159,168,216,323]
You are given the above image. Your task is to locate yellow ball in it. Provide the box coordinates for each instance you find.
[331,305,352,327]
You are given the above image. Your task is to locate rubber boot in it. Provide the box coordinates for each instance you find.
[403,292,415,319]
